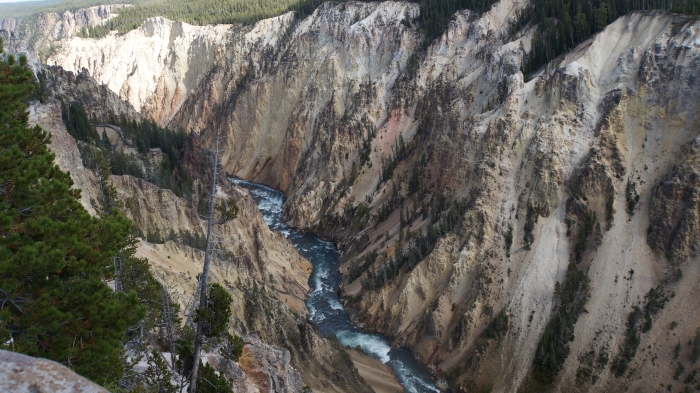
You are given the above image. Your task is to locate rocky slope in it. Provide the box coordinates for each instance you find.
[28,98,373,393]
[0,5,128,65]
[48,16,233,124]
[36,1,700,392]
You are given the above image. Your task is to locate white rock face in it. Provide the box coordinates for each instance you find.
[39,2,700,392]
[0,5,127,68]
[49,17,231,124]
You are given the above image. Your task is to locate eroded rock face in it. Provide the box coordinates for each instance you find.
[1,5,128,66]
[234,334,304,393]
[0,349,108,393]
[42,66,143,122]
[648,137,700,262]
[48,17,232,124]
[28,98,100,215]
[35,2,700,392]
[30,96,371,393]
[113,175,312,314]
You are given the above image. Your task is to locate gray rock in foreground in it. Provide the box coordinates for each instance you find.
[0,349,108,393]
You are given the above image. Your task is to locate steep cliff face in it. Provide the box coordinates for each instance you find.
[174,2,422,223]
[39,2,700,392]
[42,65,144,122]
[29,98,372,393]
[112,174,312,314]
[648,136,700,262]
[48,17,233,124]
[28,98,100,215]
[0,5,127,65]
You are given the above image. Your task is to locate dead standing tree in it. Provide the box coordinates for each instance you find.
[188,130,238,393]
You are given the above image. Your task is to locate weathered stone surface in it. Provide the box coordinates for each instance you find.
[235,334,304,393]
[20,2,700,392]
[28,98,100,215]
[0,349,108,393]
[29,95,371,393]
[648,137,700,262]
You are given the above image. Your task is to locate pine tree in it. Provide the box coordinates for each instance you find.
[0,40,145,385]
[195,283,232,338]
[195,361,233,393]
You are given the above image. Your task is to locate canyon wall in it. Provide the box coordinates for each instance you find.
[39,2,700,392]
[28,98,373,393]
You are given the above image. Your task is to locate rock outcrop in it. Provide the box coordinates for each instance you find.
[113,175,312,314]
[29,97,372,393]
[648,136,700,262]
[33,2,700,392]
[28,98,100,215]
[0,349,108,393]
[1,5,128,66]
[48,17,232,124]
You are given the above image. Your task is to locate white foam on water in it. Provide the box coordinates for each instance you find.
[336,331,391,363]
[329,299,344,310]
[232,177,439,393]
[391,361,441,393]
[307,303,324,323]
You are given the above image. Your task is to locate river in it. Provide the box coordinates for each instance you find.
[231,178,439,393]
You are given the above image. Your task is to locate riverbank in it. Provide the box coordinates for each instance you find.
[349,349,404,393]
[231,178,439,393]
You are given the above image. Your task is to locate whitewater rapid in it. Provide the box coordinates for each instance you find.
[231,178,439,393]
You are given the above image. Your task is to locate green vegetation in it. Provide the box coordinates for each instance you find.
[0,41,146,385]
[610,285,669,376]
[0,0,102,18]
[513,0,700,78]
[692,328,700,363]
[143,350,178,393]
[572,209,602,264]
[84,0,304,38]
[196,361,233,393]
[61,104,196,202]
[220,333,244,362]
[364,197,472,289]
[527,202,605,386]
[610,305,644,377]
[485,308,509,339]
[523,202,540,250]
[674,363,686,380]
[531,258,590,385]
[61,101,98,141]
[348,250,378,283]
[504,226,513,257]
[626,179,640,216]
[416,0,499,40]
[195,283,233,338]
[171,283,235,393]
[0,41,237,390]
[120,256,181,333]
[380,134,408,184]
[358,127,376,169]
[179,229,208,250]
[83,0,503,43]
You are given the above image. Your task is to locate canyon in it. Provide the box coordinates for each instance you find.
[5,0,700,391]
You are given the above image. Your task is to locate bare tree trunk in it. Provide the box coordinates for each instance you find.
[162,288,177,370]
[189,131,220,393]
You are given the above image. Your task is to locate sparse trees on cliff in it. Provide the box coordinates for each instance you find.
[187,131,237,393]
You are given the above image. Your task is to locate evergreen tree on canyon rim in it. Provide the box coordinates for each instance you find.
[0,39,145,386]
